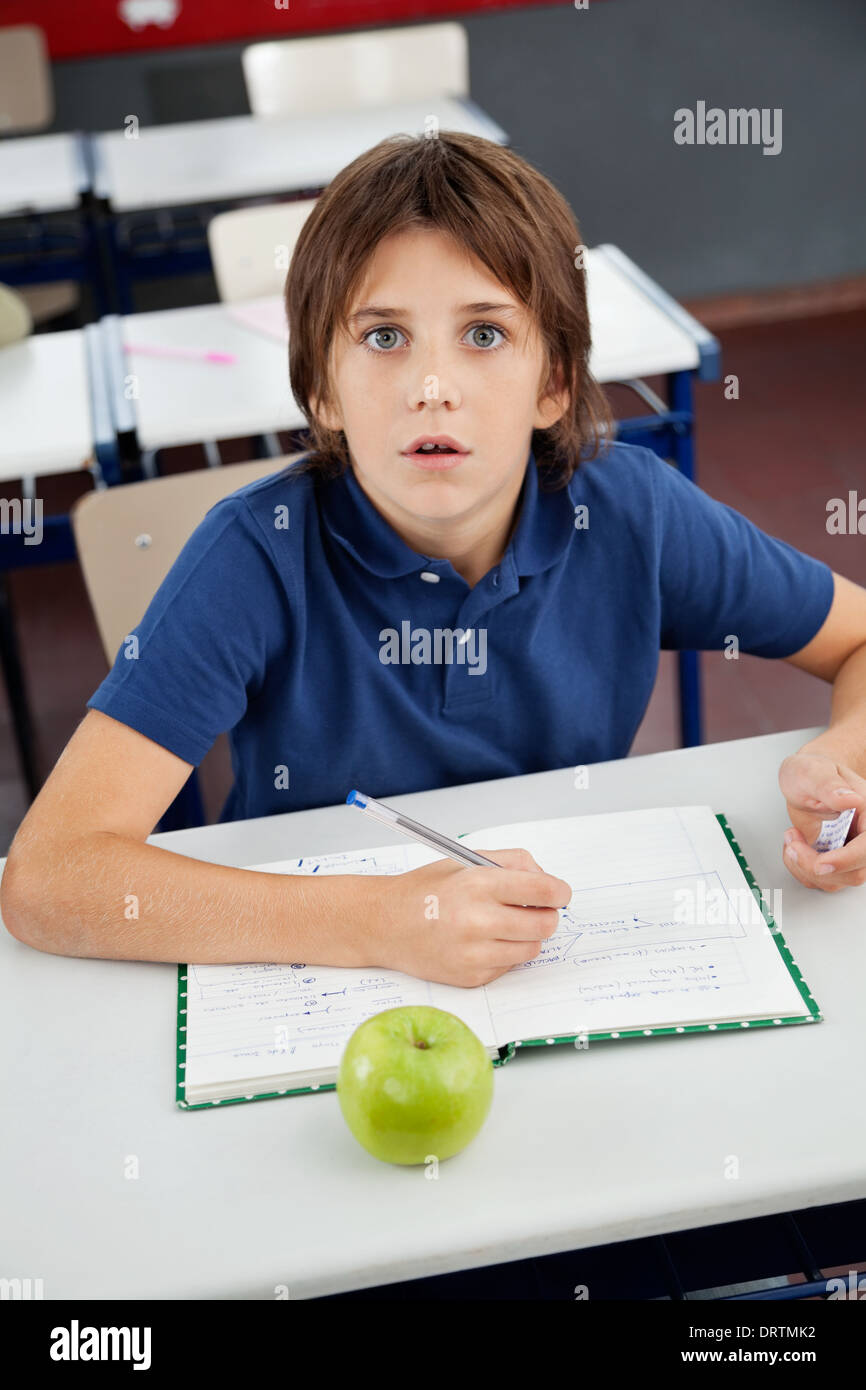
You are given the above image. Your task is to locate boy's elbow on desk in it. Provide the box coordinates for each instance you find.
[1,839,90,957]
[1,847,48,951]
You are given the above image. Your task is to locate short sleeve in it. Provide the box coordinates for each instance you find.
[645,450,835,656]
[86,496,290,765]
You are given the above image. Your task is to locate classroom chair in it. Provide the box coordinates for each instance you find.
[0,23,82,326]
[0,24,52,132]
[0,282,32,346]
[70,454,304,832]
[206,200,317,303]
[188,199,315,465]
[241,22,469,120]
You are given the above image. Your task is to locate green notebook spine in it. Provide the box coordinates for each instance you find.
[176,964,186,1108]
[714,812,822,1023]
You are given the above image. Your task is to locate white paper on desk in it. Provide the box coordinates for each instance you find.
[458,806,809,1047]
[182,841,497,1095]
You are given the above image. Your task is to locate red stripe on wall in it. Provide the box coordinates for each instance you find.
[0,0,572,62]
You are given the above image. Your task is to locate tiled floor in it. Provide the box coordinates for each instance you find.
[1,307,864,855]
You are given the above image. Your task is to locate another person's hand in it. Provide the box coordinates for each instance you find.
[778,752,866,891]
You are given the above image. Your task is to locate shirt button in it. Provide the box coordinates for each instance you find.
[492,572,500,586]
[419,571,440,583]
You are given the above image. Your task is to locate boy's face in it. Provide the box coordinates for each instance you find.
[313,225,567,531]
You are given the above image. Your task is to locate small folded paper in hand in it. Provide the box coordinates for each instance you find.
[813,807,856,852]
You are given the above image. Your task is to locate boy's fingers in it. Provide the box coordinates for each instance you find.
[490,905,562,941]
[490,869,572,909]
[783,830,866,888]
[780,754,866,818]
[474,846,545,873]
[469,852,571,908]
[804,830,866,877]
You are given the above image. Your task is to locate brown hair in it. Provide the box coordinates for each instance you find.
[285,130,614,489]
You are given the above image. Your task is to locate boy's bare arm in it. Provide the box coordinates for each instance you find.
[0,709,378,964]
[2,828,380,964]
[1,710,568,985]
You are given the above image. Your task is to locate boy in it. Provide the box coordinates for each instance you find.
[3,132,866,979]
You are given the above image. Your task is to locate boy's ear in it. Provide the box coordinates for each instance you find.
[534,360,572,431]
[309,390,344,434]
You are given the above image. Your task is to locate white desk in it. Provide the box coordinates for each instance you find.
[588,243,715,380]
[102,306,304,451]
[92,98,508,214]
[1,727,863,1300]
[0,330,95,482]
[0,133,89,218]
[103,245,716,456]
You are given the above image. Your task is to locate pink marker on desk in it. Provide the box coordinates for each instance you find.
[124,343,237,364]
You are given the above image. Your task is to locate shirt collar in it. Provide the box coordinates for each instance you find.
[319,447,577,580]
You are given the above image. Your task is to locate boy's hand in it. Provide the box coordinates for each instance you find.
[778,752,866,892]
[375,847,572,988]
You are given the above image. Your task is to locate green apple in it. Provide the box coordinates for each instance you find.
[336,1005,494,1165]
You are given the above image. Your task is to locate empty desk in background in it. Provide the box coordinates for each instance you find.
[586,243,719,387]
[0,131,104,304]
[0,133,89,219]
[1,728,862,1299]
[91,99,507,212]
[98,305,305,463]
[0,328,118,485]
[0,325,117,800]
[90,99,508,310]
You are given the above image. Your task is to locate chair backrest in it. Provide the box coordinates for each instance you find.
[242,22,469,119]
[0,25,53,133]
[71,455,304,665]
[207,199,317,303]
[0,282,33,346]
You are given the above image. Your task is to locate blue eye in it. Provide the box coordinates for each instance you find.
[464,323,506,350]
[361,326,407,353]
[359,322,508,355]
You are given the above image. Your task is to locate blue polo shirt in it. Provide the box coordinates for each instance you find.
[85,441,834,824]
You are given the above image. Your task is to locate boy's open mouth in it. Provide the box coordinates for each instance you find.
[402,435,470,457]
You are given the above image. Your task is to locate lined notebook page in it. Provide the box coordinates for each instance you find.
[460,806,808,1046]
[183,842,497,1097]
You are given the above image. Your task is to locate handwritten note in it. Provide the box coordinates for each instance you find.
[813,808,855,852]
[183,842,496,1100]
[459,807,809,1044]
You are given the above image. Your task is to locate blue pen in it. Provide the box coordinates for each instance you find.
[346,789,500,869]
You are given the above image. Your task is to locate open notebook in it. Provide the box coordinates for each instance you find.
[176,806,820,1109]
